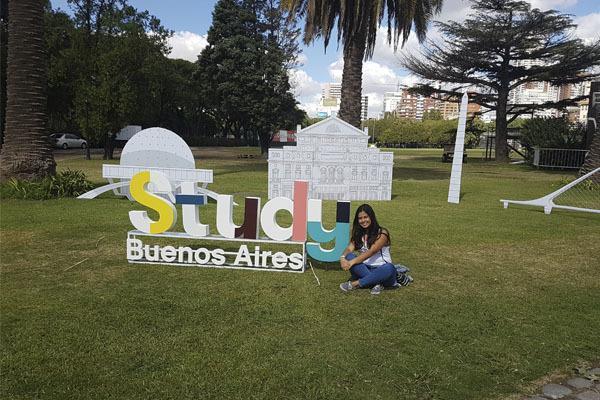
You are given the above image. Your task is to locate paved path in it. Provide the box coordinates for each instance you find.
[522,367,600,400]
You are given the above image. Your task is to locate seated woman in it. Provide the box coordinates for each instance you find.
[339,204,399,295]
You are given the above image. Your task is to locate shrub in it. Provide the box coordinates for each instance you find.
[0,170,94,200]
[519,117,587,165]
[372,117,484,148]
[521,117,586,150]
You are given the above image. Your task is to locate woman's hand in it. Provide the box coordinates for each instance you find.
[340,243,356,271]
[340,257,353,271]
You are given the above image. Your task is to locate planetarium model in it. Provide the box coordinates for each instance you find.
[268,116,394,201]
[78,127,213,200]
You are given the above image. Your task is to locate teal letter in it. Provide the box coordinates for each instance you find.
[306,201,350,262]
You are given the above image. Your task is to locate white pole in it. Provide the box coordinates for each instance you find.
[448,92,468,204]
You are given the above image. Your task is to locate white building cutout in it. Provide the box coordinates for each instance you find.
[268,116,394,201]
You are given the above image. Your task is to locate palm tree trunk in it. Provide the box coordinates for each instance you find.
[580,81,599,177]
[338,29,366,128]
[0,0,55,181]
[0,0,7,149]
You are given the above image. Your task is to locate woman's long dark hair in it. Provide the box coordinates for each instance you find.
[351,204,389,249]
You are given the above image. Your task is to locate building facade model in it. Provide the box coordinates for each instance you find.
[268,116,394,201]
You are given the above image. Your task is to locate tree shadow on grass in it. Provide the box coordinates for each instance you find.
[394,166,449,181]
[308,260,341,271]
[213,162,268,176]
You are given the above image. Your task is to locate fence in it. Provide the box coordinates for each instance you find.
[533,148,589,169]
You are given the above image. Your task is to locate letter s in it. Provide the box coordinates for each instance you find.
[129,171,177,234]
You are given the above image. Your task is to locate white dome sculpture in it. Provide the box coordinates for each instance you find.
[77,127,214,201]
[120,127,195,169]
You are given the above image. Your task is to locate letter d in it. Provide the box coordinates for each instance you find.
[291,180,308,242]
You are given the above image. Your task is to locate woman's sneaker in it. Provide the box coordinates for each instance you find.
[398,274,414,287]
[370,284,383,295]
[339,281,355,292]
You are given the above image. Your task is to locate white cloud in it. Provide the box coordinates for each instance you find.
[297,93,323,117]
[435,0,473,23]
[328,58,344,82]
[398,74,420,88]
[289,69,323,117]
[574,13,600,44]
[289,68,321,98]
[296,53,308,66]
[528,0,578,10]
[370,27,410,67]
[368,0,467,69]
[167,31,208,62]
[362,61,401,92]
[294,55,426,117]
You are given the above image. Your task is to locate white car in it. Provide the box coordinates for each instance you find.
[51,133,87,149]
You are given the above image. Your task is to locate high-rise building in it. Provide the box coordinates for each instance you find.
[508,63,592,120]
[558,81,591,100]
[394,89,437,120]
[432,98,482,120]
[508,60,561,118]
[361,96,369,121]
[322,83,342,99]
[383,92,402,115]
[439,101,459,120]
[509,81,560,118]
[318,83,369,121]
[559,81,592,122]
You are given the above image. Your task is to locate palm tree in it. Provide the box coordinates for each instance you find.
[282,0,443,127]
[0,0,55,181]
[581,81,599,176]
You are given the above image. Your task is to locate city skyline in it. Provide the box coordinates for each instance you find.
[50,0,600,118]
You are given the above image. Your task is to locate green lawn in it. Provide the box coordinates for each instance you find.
[1,148,599,399]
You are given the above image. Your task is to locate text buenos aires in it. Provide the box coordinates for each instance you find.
[127,240,304,270]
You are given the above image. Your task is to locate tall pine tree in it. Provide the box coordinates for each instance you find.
[402,0,600,162]
[196,0,304,153]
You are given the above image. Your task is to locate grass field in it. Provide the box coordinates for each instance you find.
[1,148,599,399]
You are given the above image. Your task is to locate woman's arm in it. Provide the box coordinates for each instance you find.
[346,231,389,268]
[341,242,355,258]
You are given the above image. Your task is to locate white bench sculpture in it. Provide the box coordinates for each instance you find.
[501,167,600,214]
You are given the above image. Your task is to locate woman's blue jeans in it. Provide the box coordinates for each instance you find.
[345,253,397,288]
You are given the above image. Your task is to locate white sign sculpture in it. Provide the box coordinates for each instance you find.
[268,116,394,201]
[78,127,355,272]
[448,93,468,204]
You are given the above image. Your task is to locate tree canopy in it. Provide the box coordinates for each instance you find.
[364,115,485,148]
[402,0,600,161]
[196,0,305,154]
[0,0,307,167]
[37,1,224,158]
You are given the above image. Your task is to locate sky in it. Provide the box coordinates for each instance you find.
[51,0,599,118]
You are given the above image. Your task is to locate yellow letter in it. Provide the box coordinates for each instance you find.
[129,171,177,234]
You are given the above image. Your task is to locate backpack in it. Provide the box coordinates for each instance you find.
[395,264,414,286]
